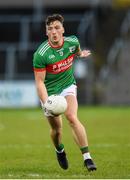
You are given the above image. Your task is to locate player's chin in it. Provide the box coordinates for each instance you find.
[53,39,58,43]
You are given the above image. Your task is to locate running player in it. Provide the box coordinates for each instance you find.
[33,14,96,171]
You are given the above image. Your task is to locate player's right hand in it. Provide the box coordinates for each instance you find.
[43,106,54,117]
[41,102,54,117]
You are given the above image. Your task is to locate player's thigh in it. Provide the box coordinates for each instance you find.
[47,115,62,130]
[64,95,78,117]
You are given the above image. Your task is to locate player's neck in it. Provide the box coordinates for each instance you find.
[48,38,64,48]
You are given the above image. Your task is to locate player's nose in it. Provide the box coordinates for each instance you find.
[52,28,56,34]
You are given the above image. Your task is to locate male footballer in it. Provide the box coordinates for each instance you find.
[33,14,96,171]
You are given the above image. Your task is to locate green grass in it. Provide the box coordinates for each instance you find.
[0,106,130,179]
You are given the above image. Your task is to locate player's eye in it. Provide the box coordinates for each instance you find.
[55,26,60,30]
[48,27,52,31]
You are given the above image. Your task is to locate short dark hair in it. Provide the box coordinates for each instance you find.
[45,14,64,26]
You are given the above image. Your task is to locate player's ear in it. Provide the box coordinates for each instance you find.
[62,27,65,34]
[46,26,48,36]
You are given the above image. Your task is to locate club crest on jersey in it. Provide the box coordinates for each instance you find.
[49,54,55,59]
[69,46,76,53]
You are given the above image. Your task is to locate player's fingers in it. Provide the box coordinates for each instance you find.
[87,50,91,53]
[85,51,91,57]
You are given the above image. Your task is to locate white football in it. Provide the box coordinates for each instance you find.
[44,95,67,115]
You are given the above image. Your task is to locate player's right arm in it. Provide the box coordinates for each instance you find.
[33,51,48,104]
[34,70,48,104]
[33,51,54,117]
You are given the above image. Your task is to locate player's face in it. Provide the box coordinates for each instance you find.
[46,20,64,46]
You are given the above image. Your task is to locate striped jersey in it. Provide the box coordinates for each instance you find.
[33,35,80,95]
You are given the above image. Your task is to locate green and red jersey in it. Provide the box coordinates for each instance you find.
[33,35,80,95]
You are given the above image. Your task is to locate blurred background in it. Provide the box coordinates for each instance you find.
[0,0,130,108]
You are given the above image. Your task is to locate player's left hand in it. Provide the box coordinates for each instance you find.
[80,50,91,58]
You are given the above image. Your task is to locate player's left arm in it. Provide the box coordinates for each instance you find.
[76,47,91,58]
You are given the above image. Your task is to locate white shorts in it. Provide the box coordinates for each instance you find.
[60,84,77,97]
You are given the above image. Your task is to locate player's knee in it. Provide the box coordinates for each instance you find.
[65,112,77,125]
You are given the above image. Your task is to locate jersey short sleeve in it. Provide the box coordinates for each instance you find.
[33,51,46,71]
[68,35,80,54]
[71,35,80,45]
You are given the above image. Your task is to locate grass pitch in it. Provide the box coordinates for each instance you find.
[0,106,130,179]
